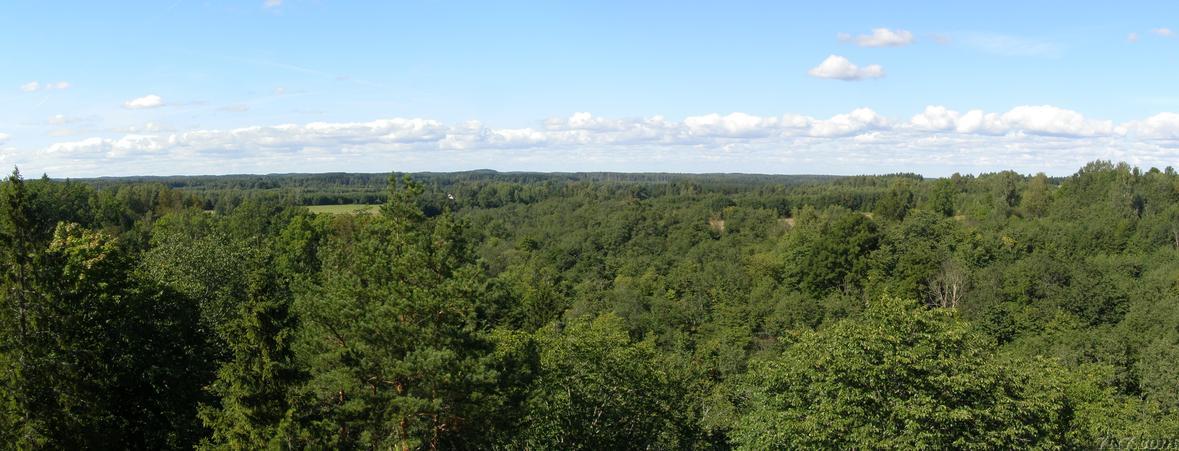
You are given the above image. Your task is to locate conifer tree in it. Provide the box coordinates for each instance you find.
[289,175,503,449]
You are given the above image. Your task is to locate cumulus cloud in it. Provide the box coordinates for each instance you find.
[1127,32,1139,43]
[838,28,915,47]
[22,106,1179,177]
[123,95,165,109]
[807,55,885,81]
[1151,28,1174,37]
[1123,112,1179,140]
[35,106,1127,160]
[909,105,1114,137]
[34,111,857,161]
[809,108,888,137]
[1000,105,1115,136]
[684,112,809,138]
[20,81,70,92]
[910,106,962,131]
[0,133,9,144]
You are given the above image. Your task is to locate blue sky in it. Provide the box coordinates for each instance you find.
[4,0,1179,176]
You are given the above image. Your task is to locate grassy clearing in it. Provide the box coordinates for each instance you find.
[306,204,381,215]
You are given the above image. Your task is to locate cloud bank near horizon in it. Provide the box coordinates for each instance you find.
[6,105,1179,177]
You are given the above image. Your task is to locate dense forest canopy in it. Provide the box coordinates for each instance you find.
[2,161,1178,448]
[73,171,846,212]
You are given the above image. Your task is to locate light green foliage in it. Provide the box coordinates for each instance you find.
[519,314,695,449]
[1137,334,1179,411]
[305,204,380,215]
[1021,172,1052,217]
[730,297,1077,449]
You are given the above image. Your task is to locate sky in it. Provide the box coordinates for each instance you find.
[3,0,1179,177]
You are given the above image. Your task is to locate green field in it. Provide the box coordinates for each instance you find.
[305,204,380,215]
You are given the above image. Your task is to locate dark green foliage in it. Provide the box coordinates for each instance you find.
[0,213,212,447]
[780,206,880,297]
[198,262,302,449]
[928,178,958,217]
[41,223,213,448]
[281,178,506,449]
[868,209,961,300]
[873,179,916,221]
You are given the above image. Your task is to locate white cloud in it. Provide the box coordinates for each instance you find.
[1128,32,1140,43]
[807,55,885,81]
[809,108,887,137]
[910,106,962,131]
[33,109,889,164]
[545,112,629,131]
[684,112,807,138]
[0,133,9,144]
[838,28,915,47]
[19,81,70,92]
[23,106,1179,177]
[909,105,1114,137]
[264,0,282,7]
[999,105,1115,137]
[1151,28,1174,37]
[46,137,107,155]
[1123,112,1179,140]
[951,110,1006,134]
[123,94,165,109]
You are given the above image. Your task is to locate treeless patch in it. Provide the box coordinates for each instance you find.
[708,217,726,233]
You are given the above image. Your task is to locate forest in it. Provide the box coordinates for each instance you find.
[1,160,1177,449]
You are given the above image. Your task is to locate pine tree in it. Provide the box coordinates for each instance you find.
[288,176,503,449]
[0,168,50,447]
[199,267,302,449]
